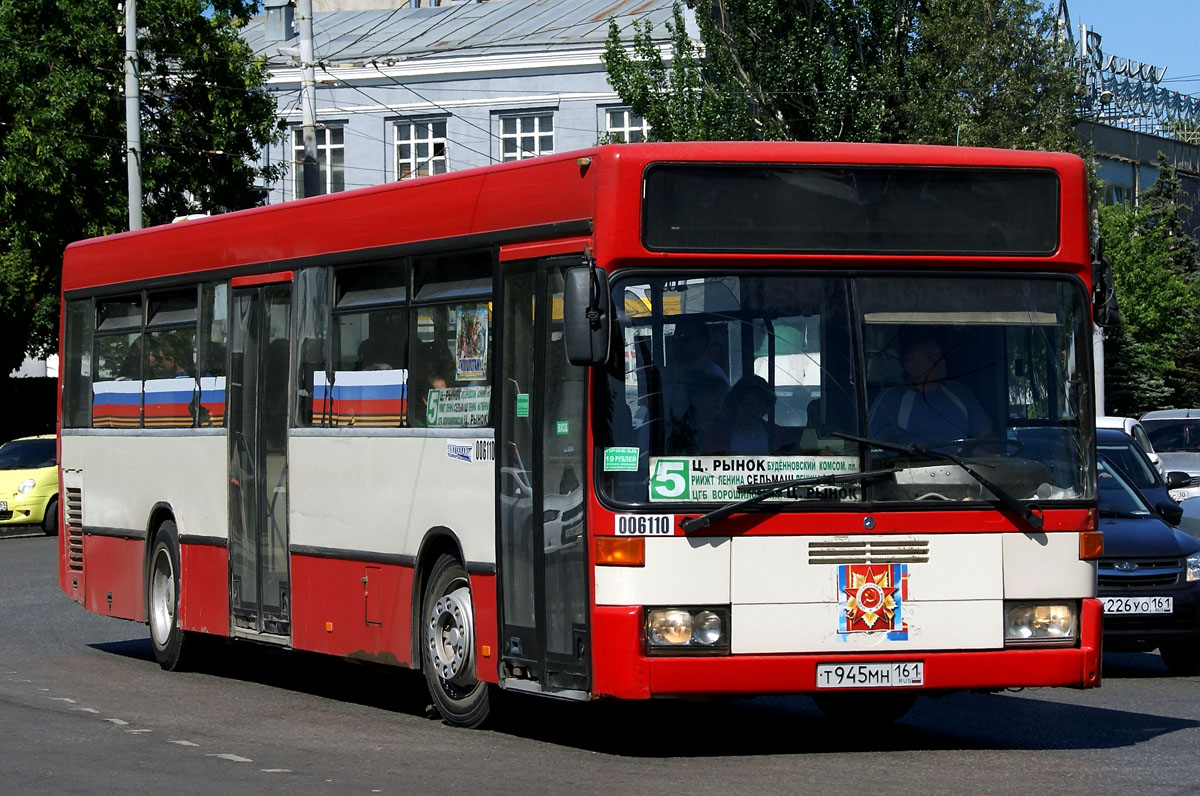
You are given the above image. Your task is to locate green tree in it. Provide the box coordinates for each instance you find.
[1099,154,1200,411]
[0,0,283,377]
[897,0,1080,151]
[603,0,1079,150]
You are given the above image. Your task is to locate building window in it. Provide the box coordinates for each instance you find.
[395,119,448,180]
[292,125,345,197]
[500,113,553,162]
[605,107,650,143]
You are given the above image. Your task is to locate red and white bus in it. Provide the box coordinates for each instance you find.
[57,142,1103,726]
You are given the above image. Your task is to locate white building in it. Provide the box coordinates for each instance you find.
[246,0,678,202]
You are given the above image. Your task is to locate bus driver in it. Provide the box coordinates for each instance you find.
[868,331,994,446]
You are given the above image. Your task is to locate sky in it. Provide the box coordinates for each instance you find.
[1061,0,1200,97]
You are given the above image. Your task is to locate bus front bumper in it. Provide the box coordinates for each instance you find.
[591,598,1102,699]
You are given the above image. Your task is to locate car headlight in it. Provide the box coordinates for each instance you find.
[1187,554,1200,583]
[1004,601,1077,644]
[645,606,730,654]
[17,479,35,494]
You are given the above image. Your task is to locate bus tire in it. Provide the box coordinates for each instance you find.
[1159,642,1200,676]
[147,521,201,671]
[41,496,58,536]
[421,553,492,728]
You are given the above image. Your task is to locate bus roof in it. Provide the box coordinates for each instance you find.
[62,141,1088,295]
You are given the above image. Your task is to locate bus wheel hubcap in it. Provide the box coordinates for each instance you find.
[427,585,474,686]
[150,550,175,646]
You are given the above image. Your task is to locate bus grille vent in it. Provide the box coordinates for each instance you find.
[65,487,84,572]
[808,540,930,565]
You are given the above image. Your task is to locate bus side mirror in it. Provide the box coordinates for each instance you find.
[564,265,611,366]
[1092,250,1118,327]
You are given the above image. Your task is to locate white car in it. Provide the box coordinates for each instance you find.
[1097,416,1163,477]
[1141,409,1200,501]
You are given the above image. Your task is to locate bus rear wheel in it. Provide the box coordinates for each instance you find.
[148,521,202,671]
[421,554,491,728]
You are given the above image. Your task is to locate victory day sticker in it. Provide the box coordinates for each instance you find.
[647,456,861,502]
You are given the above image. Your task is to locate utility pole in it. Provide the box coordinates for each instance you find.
[124,0,142,230]
[298,0,321,198]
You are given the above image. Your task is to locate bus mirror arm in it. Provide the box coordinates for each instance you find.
[564,250,611,366]
[1092,242,1118,327]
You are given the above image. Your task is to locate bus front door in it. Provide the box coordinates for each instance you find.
[498,259,591,695]
[227,284,292,639]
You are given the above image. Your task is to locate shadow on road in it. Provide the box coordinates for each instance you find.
[90,636,1200,756]
[1102,651,1177,678]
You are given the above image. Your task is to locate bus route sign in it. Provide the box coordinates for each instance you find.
[648,456,861,502]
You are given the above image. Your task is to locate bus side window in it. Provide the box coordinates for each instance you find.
[409,251,493,429]
[327,262,407,428]
[62,299,94,429]
[294,268,330,427]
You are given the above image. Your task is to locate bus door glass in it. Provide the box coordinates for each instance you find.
[228,283,292,637]
[498,258,589,693]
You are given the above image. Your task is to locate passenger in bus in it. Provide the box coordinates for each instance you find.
[661,317,729,452]
[408,343,453,427]
[703,375,777,455]
[160,344,193,379]
[868,332,993,445]
[356,336,394,371]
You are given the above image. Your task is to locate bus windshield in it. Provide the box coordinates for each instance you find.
[599,273,1094,507]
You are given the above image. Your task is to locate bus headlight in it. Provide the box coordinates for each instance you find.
[1187,554,1200,583]
[17,479,35,494]
[645,606,730,654]
[1004,601,1077,644]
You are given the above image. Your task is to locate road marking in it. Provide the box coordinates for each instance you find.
[105,718,129,726]
[207,753,252,763]
[260,769,293,773]
[126,729,152,734]
[169,740,200,747]
[49,697,77,703]
[73,708,100,714]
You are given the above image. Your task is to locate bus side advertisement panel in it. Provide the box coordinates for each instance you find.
[289,554,414,665]
[82,535,146,623]
[178,543,229,636]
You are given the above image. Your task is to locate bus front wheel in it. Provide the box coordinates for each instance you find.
[421,553,492,728]
[148,521,201,671]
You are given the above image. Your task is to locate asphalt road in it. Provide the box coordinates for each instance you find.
[3,531,1200,796]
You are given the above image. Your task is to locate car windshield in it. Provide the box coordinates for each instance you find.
[1143,419,1200,452]
[598,273,1093,507]
[1097,436,1159,489]
[1097,458,1153,517]
[0,439,56,470]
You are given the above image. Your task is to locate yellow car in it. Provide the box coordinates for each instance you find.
[0,435,58,535]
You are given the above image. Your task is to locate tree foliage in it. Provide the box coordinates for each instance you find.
[0,0,283,376]
[1100,153,1200,413]
[603,0,1080,150]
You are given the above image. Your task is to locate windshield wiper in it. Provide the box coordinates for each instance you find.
[679,467,899,533]
[832,432,1043,531]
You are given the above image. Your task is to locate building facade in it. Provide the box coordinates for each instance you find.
[246,0,673,204]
